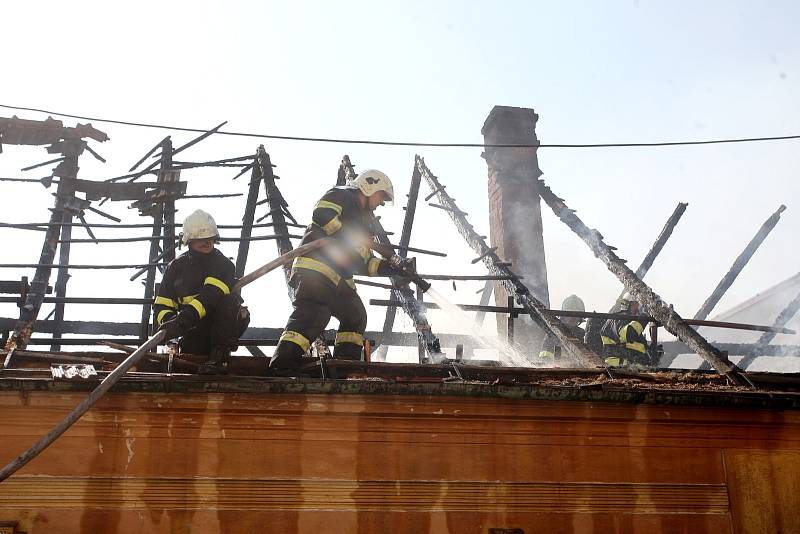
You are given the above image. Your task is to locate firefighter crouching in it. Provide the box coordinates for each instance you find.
[269,169,416,374]
[600,297,650,367]
[538,294,586,363]
[154,209,250,374]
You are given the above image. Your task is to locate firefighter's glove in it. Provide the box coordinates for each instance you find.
[388,255,417,275]
[158,313,192,340]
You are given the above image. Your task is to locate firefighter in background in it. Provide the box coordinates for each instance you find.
[538,294,586,363]
[154,209,250,374]
[269,169,416,374]
[600,296,650,367]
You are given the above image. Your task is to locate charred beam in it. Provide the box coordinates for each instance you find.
[0,116,107,146]
[535,176,751,386]
[418,274,519,281]
[429,203,467,216]
[353,279,399,290]
[4,136,88,351]
[49,207,74,351]
[370,301,795,334]
[20,157,65,172]
[137,138,172,339]
[56,234,301,244]
[416,155,604,368]
[128,137,165,172]
[169,161,253,170]
[158,139,177,263]
[694,205,787,321]
[377,164,424,360]
[258,146,294,288]
[616,202,687,302]
[0,176,56,184]
[738,289,800,369]
[661,341,800,358]
[342,156,443,361]
[0,221,305,230]
[0,263,165,270]
[235,148,263,278]
[180,193,243,200]
[170,121,227,158]
[0,297,154,305]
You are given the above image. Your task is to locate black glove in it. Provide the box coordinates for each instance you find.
[158,313,192,340]
[388,255,416,274]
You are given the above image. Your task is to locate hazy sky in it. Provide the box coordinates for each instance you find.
[2,0,799,357]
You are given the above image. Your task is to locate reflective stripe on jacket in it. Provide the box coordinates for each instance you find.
[153,248,235,327]
[293,186,391,286]
[600,317,648,354]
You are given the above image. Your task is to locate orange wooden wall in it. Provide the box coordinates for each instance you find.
[1,390,799,533]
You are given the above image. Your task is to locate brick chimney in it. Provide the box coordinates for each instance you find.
[482,106,549,344]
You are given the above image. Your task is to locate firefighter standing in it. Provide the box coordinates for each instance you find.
[600,297,650,367]
[154,209,250,374]
[538,294,586,363]
[269,169,414,373]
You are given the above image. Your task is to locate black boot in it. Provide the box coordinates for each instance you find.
[269,342,307,377]
[197,347,231,375]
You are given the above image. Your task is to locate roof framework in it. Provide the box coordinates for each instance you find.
[0,114,797,383]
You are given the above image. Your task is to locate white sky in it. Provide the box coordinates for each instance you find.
[2,0,799,358]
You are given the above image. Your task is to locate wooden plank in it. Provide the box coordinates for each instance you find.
[725,449,800,534]
[0,508,733,534]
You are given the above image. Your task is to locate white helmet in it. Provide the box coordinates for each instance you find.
[562,294,585,313]
[351,169,394,205]
[181,209,219,245]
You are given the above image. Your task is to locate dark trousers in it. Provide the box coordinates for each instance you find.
[180,293,250,358]
[270,270,367,370]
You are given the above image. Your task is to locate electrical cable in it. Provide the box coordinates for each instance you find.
[2,103,799,149]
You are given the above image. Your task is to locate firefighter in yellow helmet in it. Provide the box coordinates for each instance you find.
[600,296,650,367]
[538,294,586,363]
[269,169,416,374]
[153,209,250,374]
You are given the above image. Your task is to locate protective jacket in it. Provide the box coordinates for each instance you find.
[271,187,395,371]
[153,248,235,329]
[291,186,393,287]
[600,314,649,365]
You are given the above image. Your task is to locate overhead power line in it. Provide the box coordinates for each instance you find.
[2,103,799,149]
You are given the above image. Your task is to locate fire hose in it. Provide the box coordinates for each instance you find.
[0,237,433,482]
[0,238,335,483]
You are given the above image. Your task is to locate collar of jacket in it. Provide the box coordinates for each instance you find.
[187,248,215,263]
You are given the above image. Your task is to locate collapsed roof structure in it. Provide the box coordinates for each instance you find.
[0,108,798,533]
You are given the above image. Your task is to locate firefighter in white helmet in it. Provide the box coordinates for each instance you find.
[153,209,249,374]
[270,169,415,374]
[538,294,586,363]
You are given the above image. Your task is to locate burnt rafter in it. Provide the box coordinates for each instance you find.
[0,115,108,147]
[3,129,108,350]
[415,155,604,368]
[235,148,266,278]
[614,202,687,305]
[533,176,753,387]
[341,156,443,360]
[738,289,800,370]
[257,146,295,287]
[693,204,787,321]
